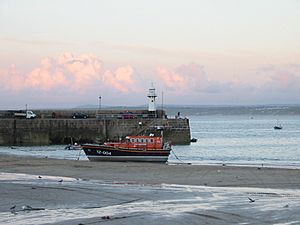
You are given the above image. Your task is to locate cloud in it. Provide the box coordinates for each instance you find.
[157,67,187,91]
[157,63,232,93]
[104,66,138,93]
[56,53,103,91]
[0,64,25,91]
[262,67,300,91]
[25,57,68,90]
[288,64,300,71]
[1,55,300,107]
[0,53,142,94]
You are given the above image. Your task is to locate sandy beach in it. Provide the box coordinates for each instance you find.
[1,155,300,224]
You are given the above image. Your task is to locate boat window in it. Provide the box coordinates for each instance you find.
[141,139,144,142]
[150,139,153,143]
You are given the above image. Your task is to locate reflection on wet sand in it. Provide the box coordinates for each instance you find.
[1,172,300,225]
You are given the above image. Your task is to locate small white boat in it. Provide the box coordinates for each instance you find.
[65,143,82,150]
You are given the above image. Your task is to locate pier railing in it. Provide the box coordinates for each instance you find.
[96,113,160,120]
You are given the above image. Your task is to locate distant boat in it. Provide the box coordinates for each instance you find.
[274,120,282,130]
[65,137,82,150]
[65,143,82,150]
[190,138,197,142]
[274,125,282,130]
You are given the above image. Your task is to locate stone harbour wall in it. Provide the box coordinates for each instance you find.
[0,117,190,146]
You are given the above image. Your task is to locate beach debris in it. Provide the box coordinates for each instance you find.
[21,205,45,211]
[257,167,261,170]
[10,205,17,214]
[9,205,45,214]
[9,205,17,215]
[101,216,111,220]
[222,163,226,166]
[22,205,33,211]
[31,187,37,189]
[248,197,255,203]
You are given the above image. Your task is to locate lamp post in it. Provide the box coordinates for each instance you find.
[98,95,101,118]
[161,91,164,119]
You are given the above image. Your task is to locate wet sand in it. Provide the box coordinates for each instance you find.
[0,155,299,188]
[1,155,300,224]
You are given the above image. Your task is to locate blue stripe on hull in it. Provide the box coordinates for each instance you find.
[87,155,169,162]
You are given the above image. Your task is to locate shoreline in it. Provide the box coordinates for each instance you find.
[1,148,300,170]
[1,154,299,189]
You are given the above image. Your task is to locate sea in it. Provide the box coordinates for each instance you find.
[176,114,300,168]
[1,106,300,168]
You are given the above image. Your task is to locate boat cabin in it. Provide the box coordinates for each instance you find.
[104,135,164,149]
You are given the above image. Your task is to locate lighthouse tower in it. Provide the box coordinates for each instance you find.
[147,83,157,112]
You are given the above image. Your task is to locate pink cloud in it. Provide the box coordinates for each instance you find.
[0,53,103,92]
[59,53,103,90]
[0,53,141,94]
[157,63,207,92]
[0,64,25,91]
[157,63,232,93]
[157,67,186,90]
[104,66,137,93]
[1,54,299,106]
[262,67,300,91]
[25,57,68,90]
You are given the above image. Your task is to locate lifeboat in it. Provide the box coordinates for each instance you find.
[82,135,171,163]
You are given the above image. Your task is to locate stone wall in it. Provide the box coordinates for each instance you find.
[0,118,190,146]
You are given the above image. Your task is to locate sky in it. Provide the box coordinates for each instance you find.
[0,0,300,109]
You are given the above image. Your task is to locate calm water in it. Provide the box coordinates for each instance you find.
[1,115,300,168]
[171,115,300,168]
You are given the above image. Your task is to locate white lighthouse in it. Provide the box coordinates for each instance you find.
[147,83,157,112]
